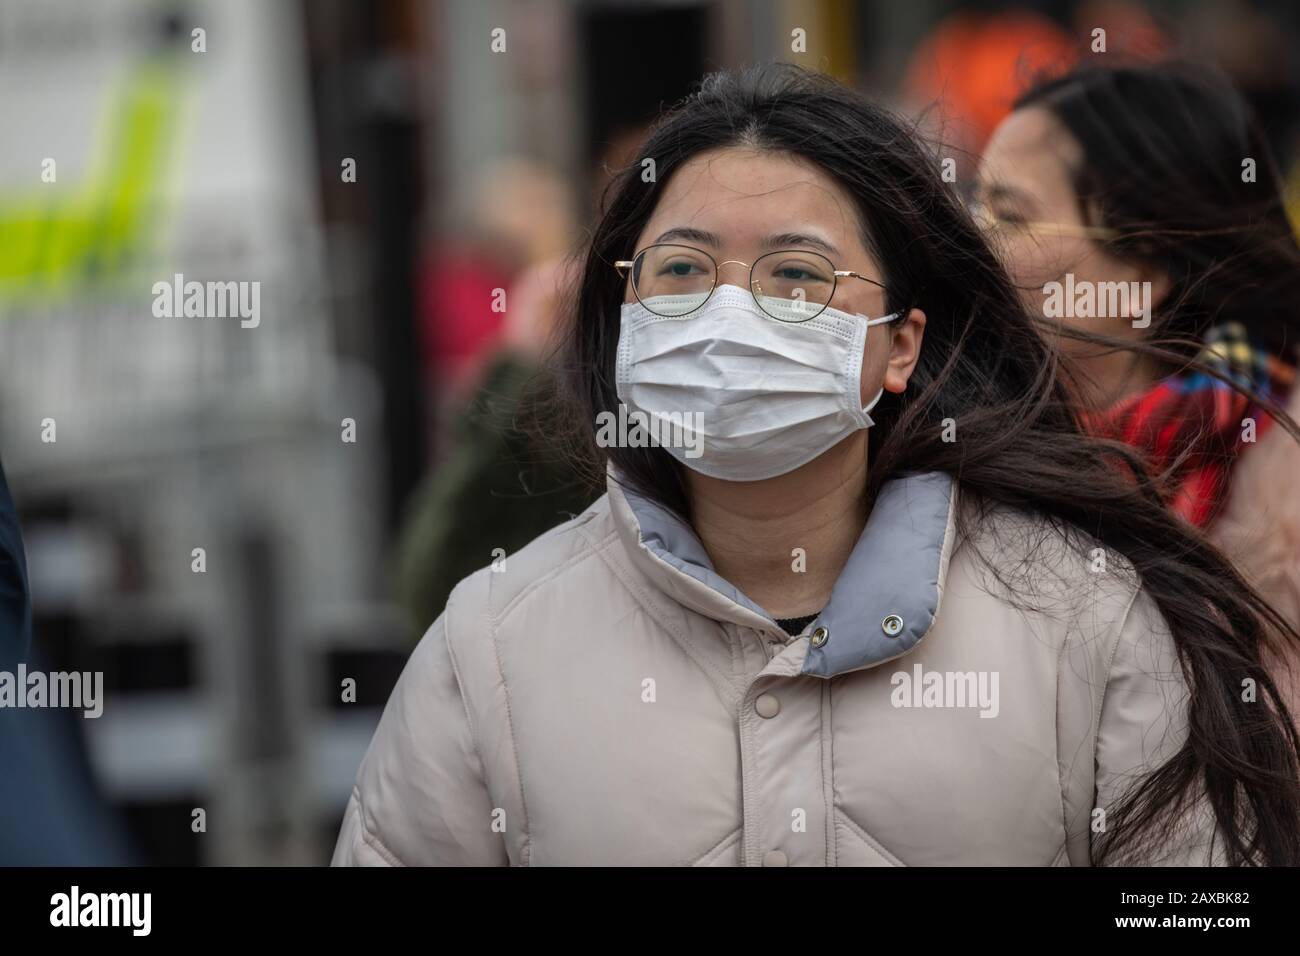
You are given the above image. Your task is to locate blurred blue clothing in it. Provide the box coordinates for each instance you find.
[0,456,31,667]
[0,455,135,865]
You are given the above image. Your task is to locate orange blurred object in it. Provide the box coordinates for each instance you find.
[904,10,1078,153]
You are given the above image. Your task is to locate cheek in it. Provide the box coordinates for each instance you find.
[1002,235,1099,320]
[1002,236,1067,290]
[1071,249,1134,290]
[1034,250,1142,346]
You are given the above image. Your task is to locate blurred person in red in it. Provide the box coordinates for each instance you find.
[418,157,577,402]
[395,126,659,635]
[976,61,1300,719]
[394,249,592,635]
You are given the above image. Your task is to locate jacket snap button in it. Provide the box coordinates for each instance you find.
[810,626,829,647]
[754,693,781,718]
[881,614,904,637]
[762,849,788,867]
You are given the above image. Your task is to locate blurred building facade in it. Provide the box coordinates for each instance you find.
[0,0,398,865]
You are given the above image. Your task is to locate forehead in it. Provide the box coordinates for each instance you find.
[639,147,864,251]
[981,107,1082,197]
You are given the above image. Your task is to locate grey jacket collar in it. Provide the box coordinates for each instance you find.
[606,468,958,678]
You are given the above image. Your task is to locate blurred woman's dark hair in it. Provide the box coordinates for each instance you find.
[1013,61,1300,360]
[549,62,1300,864]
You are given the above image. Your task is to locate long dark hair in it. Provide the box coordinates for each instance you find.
[552,62,1300,864]
[1013,61,1300,359]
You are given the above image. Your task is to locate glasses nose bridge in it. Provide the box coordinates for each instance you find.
[715,258,752,285]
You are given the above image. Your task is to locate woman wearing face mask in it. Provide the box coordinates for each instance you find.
[334,64,1300,867]
[976,62,1300,719]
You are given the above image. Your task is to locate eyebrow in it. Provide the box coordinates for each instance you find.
[650,227,842,257]
[652,227,722,247]
[762,232,841,257]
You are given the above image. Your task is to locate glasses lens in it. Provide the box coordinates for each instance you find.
[632,244,716,316]
[751,250,835,322]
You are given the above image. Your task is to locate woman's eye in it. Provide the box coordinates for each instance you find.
[662,261,704,276]
[772,262,830,282]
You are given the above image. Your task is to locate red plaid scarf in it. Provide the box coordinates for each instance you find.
[1085,323,1296,528]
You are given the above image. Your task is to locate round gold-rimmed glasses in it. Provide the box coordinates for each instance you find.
[614,243,895,323]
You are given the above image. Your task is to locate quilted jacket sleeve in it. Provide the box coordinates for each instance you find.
[331,612,509,866]
[1092,586,1225,865]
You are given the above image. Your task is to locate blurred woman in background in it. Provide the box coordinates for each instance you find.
[977,62,1300,712]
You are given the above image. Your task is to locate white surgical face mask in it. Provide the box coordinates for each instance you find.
[615,284,901,481]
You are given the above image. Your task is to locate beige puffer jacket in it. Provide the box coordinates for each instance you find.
[333,469,1220,866]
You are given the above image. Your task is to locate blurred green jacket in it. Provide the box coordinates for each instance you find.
[394,351,596,638]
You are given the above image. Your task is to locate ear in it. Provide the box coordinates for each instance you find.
[882,308,926,394]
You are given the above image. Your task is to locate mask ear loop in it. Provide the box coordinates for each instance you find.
[858,311,905,425]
